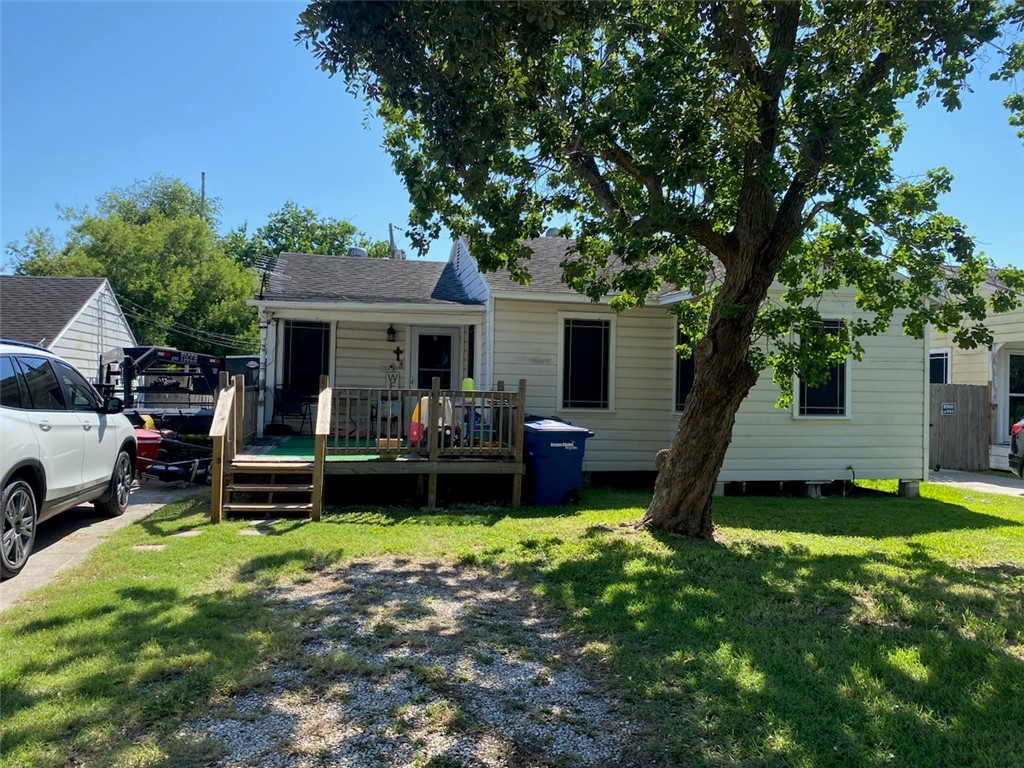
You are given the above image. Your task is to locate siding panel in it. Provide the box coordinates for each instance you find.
[492,295,926,480]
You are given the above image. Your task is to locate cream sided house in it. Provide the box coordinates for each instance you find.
[929,273,1024,471]
[250,236,929,490]
[0,275,137,383]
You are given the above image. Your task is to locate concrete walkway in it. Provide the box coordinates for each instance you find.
[0,482,204,612]
[928,468,1024,499]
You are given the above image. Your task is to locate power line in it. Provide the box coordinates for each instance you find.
[117,296,255,343]
[121,307,256,352]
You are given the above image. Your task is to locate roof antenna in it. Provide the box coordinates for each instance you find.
[389,223,406,260]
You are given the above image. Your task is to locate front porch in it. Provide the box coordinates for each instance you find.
[209,375,526,521]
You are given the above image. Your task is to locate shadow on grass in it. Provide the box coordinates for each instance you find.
[2,547,333,768]
[522,529,1024,767]
[324,502,583,528]
[138,496,211,537]
[713,491,1019,538]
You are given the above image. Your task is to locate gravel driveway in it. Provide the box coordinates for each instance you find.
[179,557,640,767]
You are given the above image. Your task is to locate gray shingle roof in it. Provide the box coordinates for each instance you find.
[264,253,483,305]
[481,237,580,294]
[0,275,106,346]
[482,236,723,301]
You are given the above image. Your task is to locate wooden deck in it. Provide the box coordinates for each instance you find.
[209,376,526,521]
[237,436,525,475]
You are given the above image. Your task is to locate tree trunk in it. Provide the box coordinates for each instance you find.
[641,267,774,538]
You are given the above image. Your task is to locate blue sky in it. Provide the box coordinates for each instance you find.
[2,1,1022,271]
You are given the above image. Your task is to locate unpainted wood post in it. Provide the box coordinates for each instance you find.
[427,376,440,508]
[312,375,330,521]
[210,435,224,523]
[512,378,526,507]
[496,380,506,450]
[233,374,244,454]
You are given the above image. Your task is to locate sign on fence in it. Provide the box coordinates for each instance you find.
[930,384,989,471]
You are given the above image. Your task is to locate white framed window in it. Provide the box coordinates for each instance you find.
[929,348,951,384]
[674,327,696,413]
[557,313,614,411]
[795,319,850,418]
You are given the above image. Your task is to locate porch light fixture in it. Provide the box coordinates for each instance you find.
[386,324,397,343]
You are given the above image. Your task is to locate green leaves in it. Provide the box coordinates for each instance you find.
[223,201,387,269]
[299,0,1021,383]
[8,177,258,356]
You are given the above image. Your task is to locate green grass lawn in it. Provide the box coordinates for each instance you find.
[1,482,1022,767]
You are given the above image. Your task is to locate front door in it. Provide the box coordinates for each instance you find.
[412,328,460,389]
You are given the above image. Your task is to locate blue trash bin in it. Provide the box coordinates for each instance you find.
[522,417,594,505]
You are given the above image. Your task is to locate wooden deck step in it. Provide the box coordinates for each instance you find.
[222,503,314,514]
[230,461,315,473]
[227,483,315,493]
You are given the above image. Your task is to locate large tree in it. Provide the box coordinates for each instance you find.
[298,1,1024,537]
[224,200,392,269]
[8,175,258,357]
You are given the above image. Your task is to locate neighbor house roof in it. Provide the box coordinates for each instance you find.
[263,253,483,306]
[0,275,107,346]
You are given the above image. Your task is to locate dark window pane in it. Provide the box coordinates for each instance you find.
[283,321,330,397]
[1010,354,1024,395]
[417,334,453,389]
[675,329,696,411]
[562,319,609,409]
[55,361,102,411]
[18,356,65,410]
[1011,355,1024,432]
[929,352,949,384]
[798,321,846,416]
[1,356,23,409]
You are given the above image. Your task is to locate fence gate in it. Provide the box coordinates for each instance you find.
[929,384,990,471]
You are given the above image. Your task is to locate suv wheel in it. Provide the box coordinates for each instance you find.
[2,479,37,579]
[95,451,133,517]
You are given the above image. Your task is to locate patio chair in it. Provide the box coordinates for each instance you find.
[273,387,310,435]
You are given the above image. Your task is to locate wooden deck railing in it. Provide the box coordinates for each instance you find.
[210,372,246,523]
[320,377,526,508]
[323,378,526,460]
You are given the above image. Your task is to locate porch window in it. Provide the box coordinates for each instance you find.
[561,318,611,409]
[283,320,330,397]
[797,320,848,417]
[930,350,950,384]
[675,328,696,412]
[1011,353,1024,431]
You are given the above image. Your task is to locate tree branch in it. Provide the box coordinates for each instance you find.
[599,142,664,205]
[769,50,894,259]
[735,1,801,243]
[566,136,628,220]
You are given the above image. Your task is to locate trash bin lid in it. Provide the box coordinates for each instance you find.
[523,418,594,435]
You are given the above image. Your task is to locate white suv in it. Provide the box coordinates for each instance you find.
[1,340,137,579]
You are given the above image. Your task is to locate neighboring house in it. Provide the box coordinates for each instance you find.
[929,274,1024,470]
[0,275,137,383]
[252,236,928,487]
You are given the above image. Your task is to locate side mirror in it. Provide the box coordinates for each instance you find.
[104,397,125,414]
